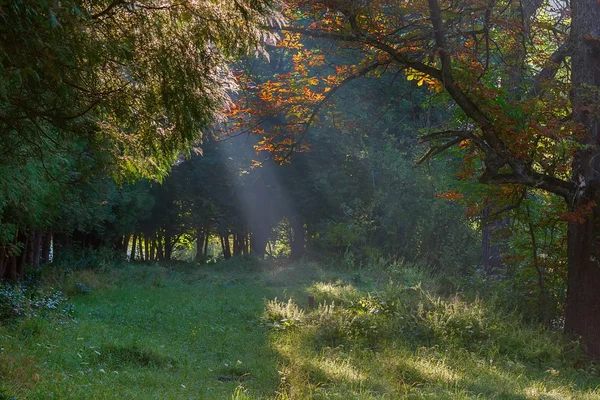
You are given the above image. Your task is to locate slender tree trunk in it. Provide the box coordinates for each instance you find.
[565,0,600,358]
[150,236,156,262]
[203,232,209,256]
[195,228,205,262]
[144,236,150,263]
[242,231,249,255]
[138,236,145,261]
[157,237,164,260]
[130,234,138,261]
[122,235,130,259]
[232,233,240,257]
[164,234,172,261]
[225,234,232,259]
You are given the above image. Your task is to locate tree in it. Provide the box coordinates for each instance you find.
[264,0,600,357]
[0,0,282,178]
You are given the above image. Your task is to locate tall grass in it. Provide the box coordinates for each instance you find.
[263,260,600,399]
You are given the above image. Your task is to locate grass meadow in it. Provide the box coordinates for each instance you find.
[1,258,600,399]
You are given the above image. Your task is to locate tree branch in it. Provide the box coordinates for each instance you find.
[416,137,463,165]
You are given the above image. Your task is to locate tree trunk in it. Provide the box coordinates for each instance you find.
[144,236,150,263]
[138,236,145,261]
[195,228,205,262]
[220,234,232,259]
[565,0,600,358]
[157,237,164,261]
[565,210,600,357]
[122,235,130,259]
[243,233,249,255]
[251,230,269,258]
[150,237,156,262]
[130,234,137,261]
[164,235,172,260]
[203,232,209,256]
[232,233,240,257]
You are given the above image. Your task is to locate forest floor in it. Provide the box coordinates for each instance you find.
[1,258,600,399]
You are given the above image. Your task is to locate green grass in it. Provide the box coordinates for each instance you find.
[0,262,280,399]
[1,259,600,399]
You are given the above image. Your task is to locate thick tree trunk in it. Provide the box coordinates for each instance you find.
[251,230,269,258]
[565,209,600,357]
[565,0,600,358]
[220,234,232,259]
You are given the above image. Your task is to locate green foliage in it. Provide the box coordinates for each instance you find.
[0,0,282,179]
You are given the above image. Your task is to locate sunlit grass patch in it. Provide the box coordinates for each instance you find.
[266,264,600,399]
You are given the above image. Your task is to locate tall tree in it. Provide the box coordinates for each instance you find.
[264,0,600,357]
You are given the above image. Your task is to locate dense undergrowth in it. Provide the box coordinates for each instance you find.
[0,257,599,399]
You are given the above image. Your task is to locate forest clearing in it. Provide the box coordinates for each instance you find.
[1,259,600,399]
[3,0,600,398]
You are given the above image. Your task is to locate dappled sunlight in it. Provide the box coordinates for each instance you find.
[310,281,362,305]
[408,357,461,385]
[312,356,366,384]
